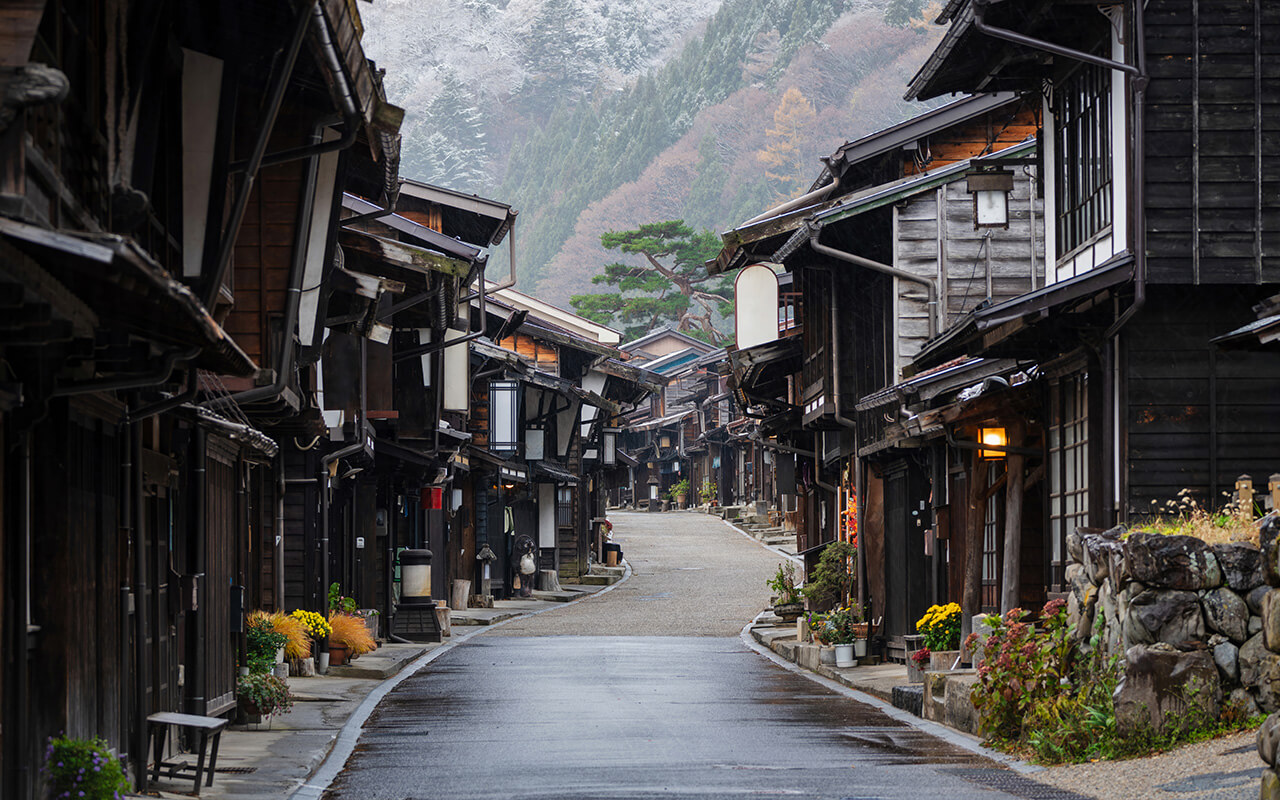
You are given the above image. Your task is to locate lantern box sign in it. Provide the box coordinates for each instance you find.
[421,486,444,510]
[967,169,1013,229]
[489,379,520,453]
[979,427,1007,460]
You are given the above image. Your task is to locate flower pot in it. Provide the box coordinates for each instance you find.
[275,646,285,664]
[929,649,961,671]
[328,641,349,666]
[317,652,329,673]
[834,643,855,668]
[773,602,804,622]
[237,697,274,725]
[853,638,867,659]
[907,651,927,683]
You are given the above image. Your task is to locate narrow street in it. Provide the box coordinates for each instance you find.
[325,512,1042,800]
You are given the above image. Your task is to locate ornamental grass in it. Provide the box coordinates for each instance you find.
[1135,489,1259,546]
[249,610,311,660]
[328,612,376,656]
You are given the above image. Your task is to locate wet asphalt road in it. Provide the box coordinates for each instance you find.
[326,512,1044,800]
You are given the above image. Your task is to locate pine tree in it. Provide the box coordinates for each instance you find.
[570,221,731,343]
[757,87,817,202]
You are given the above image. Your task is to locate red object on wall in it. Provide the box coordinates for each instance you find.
[421,487,443,510]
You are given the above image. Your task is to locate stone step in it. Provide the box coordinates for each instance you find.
[589,564,625,577]
[577,573,620,586]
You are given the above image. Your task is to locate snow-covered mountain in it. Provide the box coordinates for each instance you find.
[361,0,723,193]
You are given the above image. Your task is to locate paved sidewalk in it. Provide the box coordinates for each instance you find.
[135,586,610,800]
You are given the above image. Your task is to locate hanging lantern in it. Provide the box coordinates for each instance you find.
[489,380,520,453]
[602,427,619,466]
[525,424,545,461]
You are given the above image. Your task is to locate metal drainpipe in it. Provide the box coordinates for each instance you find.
[320,441,365,611]
[276,462,286,609]
[51,346,199,398]
[16,435,32,799]
[191,431,207,716]
[204,1,313,308]
[741,172,841,227]
[392,262,490,362]
[969,0,1148,339]
[809,228,938,339]
[206,122,327,412]
[124,367,198,425]
[129,421,149,791]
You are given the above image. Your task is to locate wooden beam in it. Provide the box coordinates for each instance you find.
[1000,422,1026,614]
[338,229,473,279]
[962,451,986,640]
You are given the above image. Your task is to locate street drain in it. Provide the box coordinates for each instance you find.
[942,768,1094,800]
[214,766,257,774]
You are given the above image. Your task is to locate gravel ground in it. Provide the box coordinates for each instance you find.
[1028,726,1261,800]
[489,510,788,637]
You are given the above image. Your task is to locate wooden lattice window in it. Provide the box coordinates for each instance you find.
[1054,63,1112,258]
[1048,375,1089,591]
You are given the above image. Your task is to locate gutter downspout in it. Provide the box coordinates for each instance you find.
[51,346,200,397]
[128,421,149,792]
[207,0,361,308]
[742,171,841,227]
[319,440,365,612]
[809,228,938,339]
[205,122,326,412]
[970,0,1148,339]
[191,432,207,717]
[392,261,490,362]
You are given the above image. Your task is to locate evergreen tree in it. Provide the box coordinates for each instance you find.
[884,0,926,27]
[757,86,817,202]
[570,221,731,342]
[406,69,489,191]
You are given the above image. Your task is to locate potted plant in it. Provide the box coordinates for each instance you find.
[249,610,312,661]
[916,602,962,670]
[766,562,804,621]
[698,477,717,506]
[245,614,289,674]
[823,605,864,667]
[328,612,376,665]
[291,609,332,671]
[42,735,130,800]
[908,646,930,682]
[236,672,294,723]
[667,478,690,508]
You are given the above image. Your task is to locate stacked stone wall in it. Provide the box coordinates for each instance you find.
[1065,523,1277,722]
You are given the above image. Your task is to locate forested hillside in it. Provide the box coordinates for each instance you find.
[537,8,944,305]
[361,0,939,303]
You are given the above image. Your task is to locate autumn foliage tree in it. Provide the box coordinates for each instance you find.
[570,221,730,343]
[757,86,817,201]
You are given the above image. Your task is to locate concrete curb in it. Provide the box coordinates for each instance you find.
[288,560,636,800]
[738,614,1044,776]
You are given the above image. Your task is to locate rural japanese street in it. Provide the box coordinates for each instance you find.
[322,511,1060,800]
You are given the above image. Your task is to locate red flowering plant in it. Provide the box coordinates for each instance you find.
[969,600,1073,743]
[910,647,931,669]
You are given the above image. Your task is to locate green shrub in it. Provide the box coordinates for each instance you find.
[236,673,294,716]
[43,735,130,800]
[801,540,855,610]
[245,616,288,675]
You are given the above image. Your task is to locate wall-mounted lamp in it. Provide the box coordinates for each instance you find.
[979,426,1008,460]
[489,379,520,453]
[968,169,1013,229]
[602,427,619,467]
[659,433,672,449]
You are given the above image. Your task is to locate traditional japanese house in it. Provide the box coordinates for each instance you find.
[0,0,394,792]
[900,0,1280,637]
[713,91,1046,649]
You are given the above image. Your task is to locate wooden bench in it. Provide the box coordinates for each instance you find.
[146,711,228,796]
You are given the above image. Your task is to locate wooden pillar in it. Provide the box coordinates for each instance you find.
[962,451,986,640]
[1000,423,1026,614]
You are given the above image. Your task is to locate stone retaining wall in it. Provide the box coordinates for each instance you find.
[1065,524,1274,724]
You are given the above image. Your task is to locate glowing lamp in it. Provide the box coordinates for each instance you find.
[979,427,1008,460]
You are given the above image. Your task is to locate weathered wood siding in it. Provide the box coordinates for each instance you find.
[1144,0,1280,284]
[895,172,1045,370]
[1124,286,1280,513]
